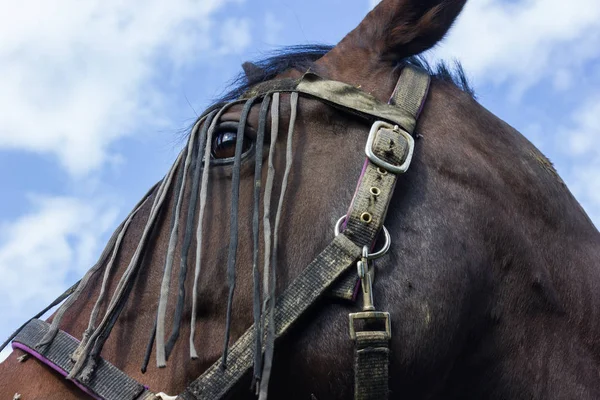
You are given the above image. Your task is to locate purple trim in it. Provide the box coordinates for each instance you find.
[341,158,371,302]
[351,278,361,302]
[12,342,103,400]
[337,158,371,302]
[415,79,431,118]
[389,86,399,105]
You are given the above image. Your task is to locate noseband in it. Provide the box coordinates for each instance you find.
[7,65,431,400]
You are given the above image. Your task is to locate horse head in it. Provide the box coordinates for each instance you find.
[2,1,600,399]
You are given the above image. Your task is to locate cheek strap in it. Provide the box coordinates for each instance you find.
[180,65,431,400]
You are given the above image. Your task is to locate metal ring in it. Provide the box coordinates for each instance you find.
[334,216,391,260]
[334,215,346,237]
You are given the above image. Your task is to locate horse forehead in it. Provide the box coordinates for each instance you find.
[218,93,336,129]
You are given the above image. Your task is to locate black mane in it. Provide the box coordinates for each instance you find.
[216,44,475,103]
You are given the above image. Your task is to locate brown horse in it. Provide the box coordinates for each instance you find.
[2,0,600,399]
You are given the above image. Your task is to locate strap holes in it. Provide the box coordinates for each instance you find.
[360,212,373,224]
[370,187,381,196]
[377,167,388,176]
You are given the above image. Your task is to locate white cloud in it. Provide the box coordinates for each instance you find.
[219,18,252,55]
[431,0,600,94]
[0,0,249,177]
[0,195,119,344]
[558,97,600,227]
[424,0,600,227]
[566,98,600,157]
[264,12,284,44]
[369,0,381,10]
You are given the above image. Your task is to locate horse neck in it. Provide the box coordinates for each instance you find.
[420,80,599,249]
[413,79,600,347]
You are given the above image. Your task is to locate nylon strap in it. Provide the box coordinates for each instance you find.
[12,319,155,400]
[329,65,431,301]
[354,332,390,400]
[179,234,361,399]
[391,65,430,118]
[296,73,417,133]
[350,65,429,400]
[179,65,430,400]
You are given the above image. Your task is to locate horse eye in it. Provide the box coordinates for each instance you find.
[211,130,251,159]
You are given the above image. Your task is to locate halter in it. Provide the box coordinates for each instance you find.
[6,65,431,400]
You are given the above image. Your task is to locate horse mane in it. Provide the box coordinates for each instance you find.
[217,44,475,104]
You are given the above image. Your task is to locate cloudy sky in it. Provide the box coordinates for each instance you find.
[1,0,599,361]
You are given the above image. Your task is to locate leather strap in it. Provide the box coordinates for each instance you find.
[390,65,430,118]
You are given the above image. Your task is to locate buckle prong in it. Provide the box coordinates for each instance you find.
[365,120,414,174]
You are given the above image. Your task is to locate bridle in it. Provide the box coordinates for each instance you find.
[6,65,431,400]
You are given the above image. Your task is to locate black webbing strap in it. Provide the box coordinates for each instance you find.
[328,65,430,301]
[354,332,390,400]
[12,319,155,400]
[390,64,431,117]
[179,65,430,400]
[350,65,430,400]
[350,66,430,400]
[179,234,362,399]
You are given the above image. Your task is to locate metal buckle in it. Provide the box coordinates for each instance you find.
[365,120,414,174]
[348,311,391,340]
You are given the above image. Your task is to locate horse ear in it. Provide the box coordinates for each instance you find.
[242,62,265,82]
[317,0,466,74]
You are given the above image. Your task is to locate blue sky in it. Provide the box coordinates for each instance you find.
[1,0,599,361]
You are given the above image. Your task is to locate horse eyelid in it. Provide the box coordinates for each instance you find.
[209,122,256,165]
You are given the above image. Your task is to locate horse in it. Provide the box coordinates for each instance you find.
[2,0,600,399]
